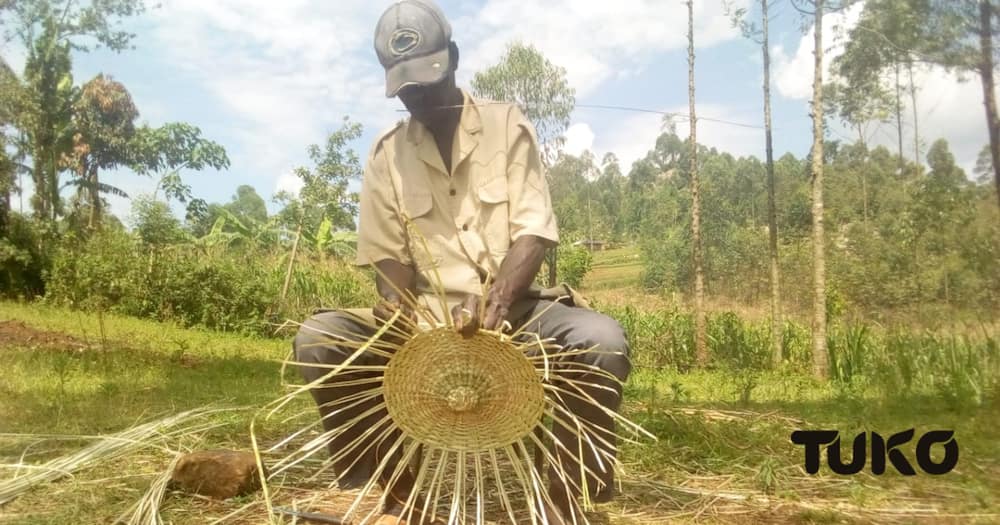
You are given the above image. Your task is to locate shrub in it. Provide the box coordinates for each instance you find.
[45,231,374,336]
[0,214,48,299]
[557,244,593,288]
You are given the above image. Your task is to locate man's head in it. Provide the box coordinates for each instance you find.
[374,0,461,124]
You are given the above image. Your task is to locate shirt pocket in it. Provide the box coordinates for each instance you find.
[402,190,440,270]
[477,176,510,255]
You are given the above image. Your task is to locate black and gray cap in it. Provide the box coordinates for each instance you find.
[374,0,453,98]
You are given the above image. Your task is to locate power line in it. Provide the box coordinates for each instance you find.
[396,101,766,130]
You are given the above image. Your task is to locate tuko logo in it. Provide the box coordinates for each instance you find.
[791,429,958,475]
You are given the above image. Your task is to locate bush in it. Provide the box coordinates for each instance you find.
[0,214,48,299]
[45,230,375,336]
[557,244,593,288]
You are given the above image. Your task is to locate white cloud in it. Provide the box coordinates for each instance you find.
[148,0,396,193]
[455,0,749,97]
[873,65,990,174]
[773,1,992,171]
[596,112,663,171]
[0,39,27,73]
[595,105,764,172]
[275,170,305,197]
[772,2,864,100]
[138,0,752,205]
[563,123,595,157]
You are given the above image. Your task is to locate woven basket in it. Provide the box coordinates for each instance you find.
[383,327,546,452]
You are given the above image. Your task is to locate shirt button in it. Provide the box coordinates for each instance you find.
[462,224,469,231]
[449,188,456,196]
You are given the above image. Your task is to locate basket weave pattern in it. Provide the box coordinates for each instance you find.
[384,328,546,452]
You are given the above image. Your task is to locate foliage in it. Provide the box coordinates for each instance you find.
[0,213,46,298]
[21,15,76,222]
[129,122,230,204]
[63,73,137,228]
[273,117,362,235]
[556,244,592,288]
[2,0,146,52]
[471,41,575,164]
[4,1,147,224]
[44,228,375,335]
[129,195,187,246]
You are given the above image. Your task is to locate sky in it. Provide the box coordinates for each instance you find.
[2,0,993,223]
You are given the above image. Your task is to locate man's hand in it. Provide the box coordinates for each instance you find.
[372,259,417,345]
[482,287,510,332]
[450,290,510,338]
[374,296,415,346]
[451,294,481,338]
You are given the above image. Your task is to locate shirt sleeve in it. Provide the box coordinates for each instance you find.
[355,142,412,267]
[506,106,560,244]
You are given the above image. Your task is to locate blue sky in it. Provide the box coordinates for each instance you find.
[2,0,991,223]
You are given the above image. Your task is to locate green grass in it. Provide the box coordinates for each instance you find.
[582,246,643,291]
[1,301,998,524]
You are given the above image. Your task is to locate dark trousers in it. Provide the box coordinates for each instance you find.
[293,299,632,501]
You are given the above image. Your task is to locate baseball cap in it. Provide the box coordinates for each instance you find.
[374,0,453,98]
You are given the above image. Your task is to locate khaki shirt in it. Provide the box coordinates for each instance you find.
[356,90,559,324]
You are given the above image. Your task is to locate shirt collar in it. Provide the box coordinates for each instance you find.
[405,89,482,145]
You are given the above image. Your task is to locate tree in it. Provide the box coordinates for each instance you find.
[470,42,575,165]
[2,0,146,53]
[21,16,76,222]
[129,122,230,205]
[63,73,137,229]
[837,0,933,169]
[809,0,830,379]
[970,0,1000,210]
[224,185,268,227]
[687,0,707,366]
[5,1,146,223]
[472,42,576,286]
[729,0,786,365]
[974,143,994,185]
[273,118,363,246]
[0,56,26,236]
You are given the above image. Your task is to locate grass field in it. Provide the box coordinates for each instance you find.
[581,247,645,293]
[2,301,998,524]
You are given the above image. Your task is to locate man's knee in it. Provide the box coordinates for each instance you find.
[293,311,365,381]
[565,312,631,382]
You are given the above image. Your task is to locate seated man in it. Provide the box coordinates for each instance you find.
[293,1,631,523]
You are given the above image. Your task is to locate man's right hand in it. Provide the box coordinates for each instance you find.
[373,296,415,345]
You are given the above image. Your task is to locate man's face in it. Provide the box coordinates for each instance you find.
[397,76,453,126]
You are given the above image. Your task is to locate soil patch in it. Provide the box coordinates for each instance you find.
[0,319,89,351]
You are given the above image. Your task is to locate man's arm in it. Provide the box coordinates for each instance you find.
[484,234,554,329]
[452,235,553,336]
[374,259,417,304]
[373,259,418,332]
[452,105,559,337]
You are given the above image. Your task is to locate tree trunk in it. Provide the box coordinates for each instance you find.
[281,224,303,302]
[88,165,101,230]
[762,0,783,366]
[979,0,1000,211]
[894,61,904,172]
[811,0,829,380]
[857,125,869,227]
[688,0,708,367]
[908,61,920,165]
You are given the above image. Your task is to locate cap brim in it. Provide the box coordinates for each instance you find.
[384,47,451,98]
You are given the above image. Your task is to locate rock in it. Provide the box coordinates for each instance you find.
[170,450,262,499]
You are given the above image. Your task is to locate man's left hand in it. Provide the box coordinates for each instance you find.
[451,289,510,338]
[482,287,509,332]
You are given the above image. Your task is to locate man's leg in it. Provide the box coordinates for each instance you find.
[293,310,388,489]
[514,300,632,515]
[294,310,433,524]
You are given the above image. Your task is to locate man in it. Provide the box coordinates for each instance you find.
[293,1,631,523]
